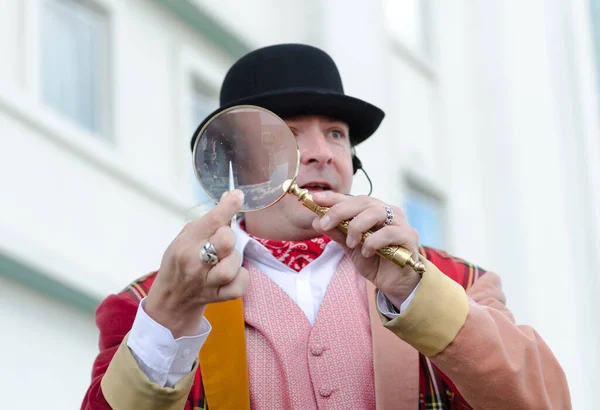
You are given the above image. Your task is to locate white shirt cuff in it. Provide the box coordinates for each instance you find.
[376,280,421,319]
[126,297,211,387]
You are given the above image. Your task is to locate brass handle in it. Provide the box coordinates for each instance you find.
[283,180,426,274]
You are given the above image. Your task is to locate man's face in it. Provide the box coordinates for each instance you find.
[244,114,353,239]
[287,115,353,195]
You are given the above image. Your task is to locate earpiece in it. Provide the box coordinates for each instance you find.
[351,150,373,196]
[352,155,363,175]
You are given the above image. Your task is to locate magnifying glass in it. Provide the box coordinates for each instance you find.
[192,105,425,274]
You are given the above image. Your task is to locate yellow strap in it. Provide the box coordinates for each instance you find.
[199,298,250,410]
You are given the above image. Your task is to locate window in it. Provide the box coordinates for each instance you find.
[42,0,110,137]
[403,186,445,248]
[189,76,217,136]
[188,76,218,202]
[382,0,433,58]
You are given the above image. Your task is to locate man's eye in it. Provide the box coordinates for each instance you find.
[329,130,344,139]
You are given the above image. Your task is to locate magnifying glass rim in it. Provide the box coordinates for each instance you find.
[192,104,300,212]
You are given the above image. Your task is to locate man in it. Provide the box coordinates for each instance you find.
[82,44,570,409]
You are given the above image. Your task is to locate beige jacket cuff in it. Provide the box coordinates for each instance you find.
[378,257,469,357]
[101,333,197,410]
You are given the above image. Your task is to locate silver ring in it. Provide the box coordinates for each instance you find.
[382,205,394,227]
[199,240,219,265]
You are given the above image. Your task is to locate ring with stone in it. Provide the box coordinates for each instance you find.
[199,240,219,265]
[382,205,394,227]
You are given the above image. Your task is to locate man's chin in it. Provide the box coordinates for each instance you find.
[277,194,327,230]
[294,205,319,226]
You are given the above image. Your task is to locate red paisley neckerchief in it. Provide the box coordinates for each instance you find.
[241,221,332,272]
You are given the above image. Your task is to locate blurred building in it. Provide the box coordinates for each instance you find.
[0,0,598,408]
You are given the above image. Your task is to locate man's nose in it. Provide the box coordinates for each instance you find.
[299,133,333,166]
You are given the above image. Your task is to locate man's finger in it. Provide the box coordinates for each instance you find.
[196,190,244,237]
[317,197,377,231]
[206,226,237,259]
[205,251,242,287]
[311,217,351,252]
[216,266,250,301]
[362,222,419,258]
[311,191,353,207]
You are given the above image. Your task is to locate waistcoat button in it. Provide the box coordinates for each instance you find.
[311,345,323,356]
[319,386,333,397]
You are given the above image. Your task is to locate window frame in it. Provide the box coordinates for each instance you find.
[175,45,222,201]
[3,0,215,215]
[402,171,448,249]
[380,0,437,78]
[40,0,113,139]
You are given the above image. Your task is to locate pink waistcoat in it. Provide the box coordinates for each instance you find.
[243,257,377,409]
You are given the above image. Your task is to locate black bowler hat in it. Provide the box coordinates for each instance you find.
[190,43,385,150]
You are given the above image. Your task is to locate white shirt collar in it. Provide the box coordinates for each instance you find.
[233,219,253,256]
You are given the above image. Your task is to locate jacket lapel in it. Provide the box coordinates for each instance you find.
[367,281,419,409]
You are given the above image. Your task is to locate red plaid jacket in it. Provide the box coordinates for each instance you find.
[82,246,484,409]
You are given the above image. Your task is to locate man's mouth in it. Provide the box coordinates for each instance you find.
[299,182,333,192]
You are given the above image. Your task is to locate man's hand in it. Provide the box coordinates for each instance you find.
[145,190,248,338]
[311,192,421,309]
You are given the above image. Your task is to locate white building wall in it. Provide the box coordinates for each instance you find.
[191,0,322,47]
[0,0,597,408]
[0,277,99,410]
[465,2,598,407]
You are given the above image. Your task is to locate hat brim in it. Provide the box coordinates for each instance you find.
[190,89,385,150]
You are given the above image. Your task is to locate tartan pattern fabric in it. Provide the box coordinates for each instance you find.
[115,246,487,410]
[417,247,486,410]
